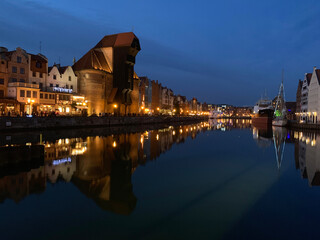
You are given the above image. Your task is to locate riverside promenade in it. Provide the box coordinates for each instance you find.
[0,115,208,131]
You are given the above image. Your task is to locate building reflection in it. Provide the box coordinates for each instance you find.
[293,131,319,186]
[0,122,216,214]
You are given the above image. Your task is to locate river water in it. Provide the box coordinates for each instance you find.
[0,119,319,240]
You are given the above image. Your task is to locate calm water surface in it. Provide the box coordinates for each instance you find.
[0,119,319,240]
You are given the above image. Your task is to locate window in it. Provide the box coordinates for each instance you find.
[0,79,4,85]
[32,82,36,84]
[32,72,36,77]
[0,90,4,98]
[45,94,48,99]
[40,73,43,78]
[36,62,42,68]
[40,93,43,99]
[56,84,59,87]
[68,76,71,81]
[52,169,55,175]
[53,75,56,80]
[20,79,25,83]
[39,83,43,89]
[17,56,21,63]
[33,91,37,98]
[20,68,25,74]
[1,61,4,64]
[70,85,73,90]
[27,91,31,98]
[11,78,17,82]
[12,66,17,73]
[50,84,53,87]
[66,84,69,89]
[20,90,25,97]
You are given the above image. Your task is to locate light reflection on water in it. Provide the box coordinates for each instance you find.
[0,120,320,239]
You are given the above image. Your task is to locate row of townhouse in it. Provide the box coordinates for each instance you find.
[0,32,142,116]
[138,76,209,115]
[0,47,86,116]
[296,66,320,123]
[0,32,210,117]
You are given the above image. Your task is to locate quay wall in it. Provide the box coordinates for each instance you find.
[0,116,208,131]
[288,122,320,131]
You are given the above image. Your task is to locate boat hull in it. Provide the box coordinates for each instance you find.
[272,119,287,127]
[252,116,272,127]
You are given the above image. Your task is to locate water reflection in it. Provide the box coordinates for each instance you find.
[252,125,320,187]
[0,122,219,215]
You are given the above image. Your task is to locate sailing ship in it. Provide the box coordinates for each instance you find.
[272,72,287,127]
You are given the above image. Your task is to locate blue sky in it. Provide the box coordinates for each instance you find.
[1,0,320,105]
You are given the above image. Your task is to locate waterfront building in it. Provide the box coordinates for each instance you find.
[73,32,141,115]
[7,82,40,115]
[28,53,48,90]
[48,64,78,93]
[307,67,320,123]
[161,87,174,114]
[0,47,30,115]
[298,73,312,122]
[190,97,198,114]
[151,80,162,114]
[138,76,152,113]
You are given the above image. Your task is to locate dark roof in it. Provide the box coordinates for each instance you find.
[58,66,68,74]
[306,73,312,85]
[94,32,139,49]
[29,53,47,63]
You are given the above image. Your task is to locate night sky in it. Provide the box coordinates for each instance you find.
[1,0,320,106]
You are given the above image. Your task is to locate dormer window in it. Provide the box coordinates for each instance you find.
[17,56,22,63]
[53,75,56,80]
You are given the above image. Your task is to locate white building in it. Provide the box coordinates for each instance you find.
[300,73,312,122]
[48,64,77,93]
[307,67,320,123]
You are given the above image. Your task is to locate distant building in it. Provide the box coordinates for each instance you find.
[296,79,302,118]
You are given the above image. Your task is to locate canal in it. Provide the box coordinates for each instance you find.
[0,119,319,240]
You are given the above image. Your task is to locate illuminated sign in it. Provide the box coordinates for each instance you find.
[52,157,72,166]
[53,87,73,93]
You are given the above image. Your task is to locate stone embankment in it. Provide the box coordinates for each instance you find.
[0,116,208,132]
[288,121,320,131]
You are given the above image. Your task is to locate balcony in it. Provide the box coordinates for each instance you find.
[8,82,39,89]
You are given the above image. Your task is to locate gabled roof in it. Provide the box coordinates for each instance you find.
[48,65,70,75]
[73,49,112,73]
[305,73,312,85]
[29,53,47,63]
[94,32,140,49]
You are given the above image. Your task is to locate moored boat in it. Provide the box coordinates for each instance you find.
[252,96,273,127]
[272,71,287,127]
